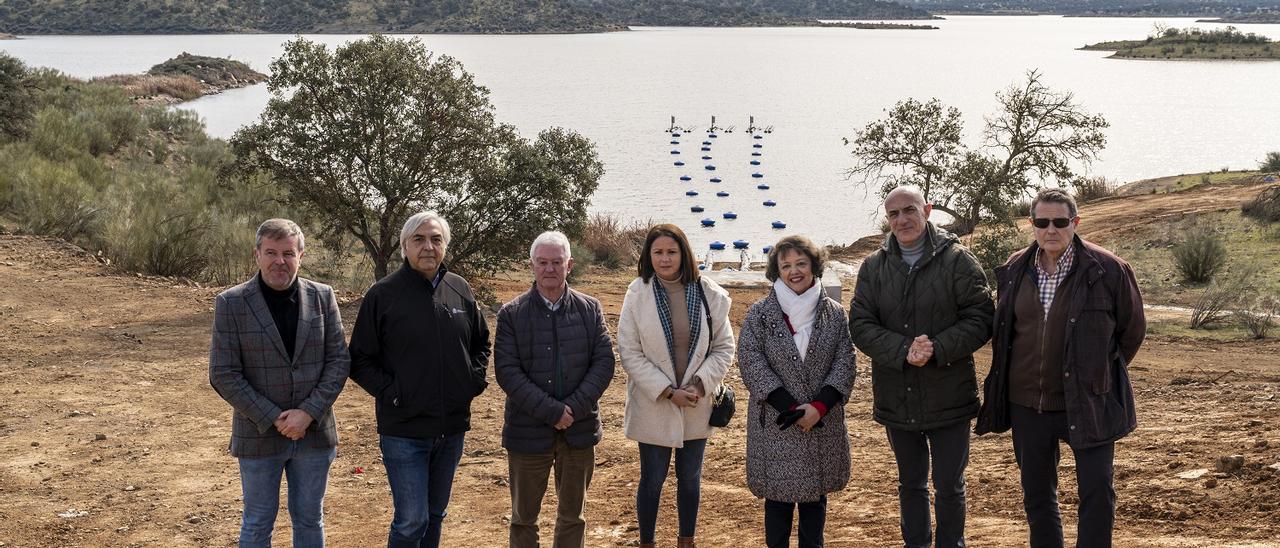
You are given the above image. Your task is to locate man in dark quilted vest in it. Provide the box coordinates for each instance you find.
[850,185,994,548]
[495,231,616,548]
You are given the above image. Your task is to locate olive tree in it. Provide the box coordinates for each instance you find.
[847,70,1108,234]
[229,35,603,280]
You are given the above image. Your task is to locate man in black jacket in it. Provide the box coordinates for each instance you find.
[849,186,994,548]
[976,188,1145,548]
[496,231,615,548]
[348,211,491,548]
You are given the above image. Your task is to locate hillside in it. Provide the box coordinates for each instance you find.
[1,177,1279,546]
[903,0,1280,18]
[0,0,935,35]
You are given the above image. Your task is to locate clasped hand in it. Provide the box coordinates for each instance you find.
[906,335,934,367]
[274,409,313,441]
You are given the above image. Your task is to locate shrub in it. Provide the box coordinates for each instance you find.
[143,106,204,140]
[1172,229,1227,283]
[575,213,646,269]
[1242,186,1280,224]
[101,172,212,279]
[0,52,36,140]
[969,223,1025,288]
[1233,295,1277,339]
[1190,265,1257,329]
[1261,151,1280,173]
[1073,176,1117,202]
[8,157,103,240]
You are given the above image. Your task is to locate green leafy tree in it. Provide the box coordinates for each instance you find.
[0,52,36,141]
[229,35,603,280]
[847,70,1108,234]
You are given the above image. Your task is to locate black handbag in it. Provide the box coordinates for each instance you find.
[699,280,735,427]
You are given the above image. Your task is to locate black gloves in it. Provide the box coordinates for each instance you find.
[775,408,824,431]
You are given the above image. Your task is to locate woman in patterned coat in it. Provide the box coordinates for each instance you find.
[737,235,857,548]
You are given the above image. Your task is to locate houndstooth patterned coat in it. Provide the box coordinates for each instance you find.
[737,289,857,503]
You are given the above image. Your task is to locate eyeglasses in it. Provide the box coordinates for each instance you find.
[1032,217,1073,229]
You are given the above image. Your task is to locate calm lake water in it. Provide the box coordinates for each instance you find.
[5,16,1279,256]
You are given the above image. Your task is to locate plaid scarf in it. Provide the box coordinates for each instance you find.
[652,278,704,376]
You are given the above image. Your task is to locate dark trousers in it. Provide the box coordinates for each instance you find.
[636,439,707,544]
[1011,404,1116,548]
[380,433,466,548]
[885,420,971,548]
[507,434,596,548]
[764,495,827,548]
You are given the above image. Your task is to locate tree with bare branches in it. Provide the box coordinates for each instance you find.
[847,70,1109,234]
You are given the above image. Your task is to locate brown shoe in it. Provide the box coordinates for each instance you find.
[677,537,696,548]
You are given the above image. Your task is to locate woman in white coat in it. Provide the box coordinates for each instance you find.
[618,223,735,548]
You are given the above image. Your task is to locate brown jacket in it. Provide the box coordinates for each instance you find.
[976,236,1146,449]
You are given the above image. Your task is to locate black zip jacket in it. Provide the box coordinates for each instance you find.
[349,261,491,438]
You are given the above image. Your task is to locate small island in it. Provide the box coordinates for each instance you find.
[0,32,17,39]
[94,53,266,105]
[1080,26,1278,60]
[1197,14,1280,24]
[816,21,939,30]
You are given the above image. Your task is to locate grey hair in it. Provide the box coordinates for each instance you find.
[1031,187,1079,218]
[399,211,452,257]
[884,184,928,207]
[255,218,305,251]
[529,230,571,261]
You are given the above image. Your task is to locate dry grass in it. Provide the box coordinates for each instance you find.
[93,74,205,101]
[576,213,649,268]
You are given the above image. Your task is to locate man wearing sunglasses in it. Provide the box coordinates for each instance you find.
[976,188,1146,548]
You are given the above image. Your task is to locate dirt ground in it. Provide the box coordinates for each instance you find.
[2,181,1279,547]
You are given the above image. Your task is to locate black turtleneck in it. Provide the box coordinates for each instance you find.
[258,274,300,360]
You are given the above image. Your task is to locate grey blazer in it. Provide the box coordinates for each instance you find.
[209,276,350,458]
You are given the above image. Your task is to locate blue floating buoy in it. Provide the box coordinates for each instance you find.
[701,218,716,227]
[757,184,770,190]
[705,165,716,171]
[671,150,680,155]
[698,264,706,270]
[709,177,721,183]
[701,155,712,160]
[754,135,763,140]
[723,212,737,219]
[733,240,749,249]
[763,200,776,207]
[771,220,787,229]
[753,144,762,149]
[750,160,761,165]
[709,241,726,250]
[752,152,762,157]
[691,205,705,212]
[701,147,711,152]
[702,141,712,145]
[716,191,729,197]
[686,190,699,196]
[762,245,774,254]
[679,175,692,181]
[674,161,685,166]
[709,133,718,138]
[752,173,763,178]
[672,132,681,137]
[670,140,679,145]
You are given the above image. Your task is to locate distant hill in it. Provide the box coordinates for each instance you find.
[901,0,1280,18]
[0,0,935,35]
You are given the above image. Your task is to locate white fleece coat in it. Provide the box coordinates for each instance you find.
[617,276,736,448]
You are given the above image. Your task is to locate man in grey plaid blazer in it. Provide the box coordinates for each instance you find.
[210,218,350,548]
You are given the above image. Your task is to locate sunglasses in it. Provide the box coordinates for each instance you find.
[1031,217,1073,229]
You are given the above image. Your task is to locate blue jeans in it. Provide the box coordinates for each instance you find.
[381,433,466,548]
[238,441,337,548]
[636,439,707,544]
[885,421,971,548]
